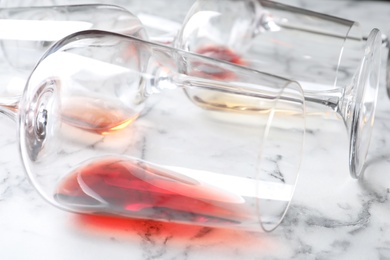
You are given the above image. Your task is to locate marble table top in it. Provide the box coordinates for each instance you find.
[1,0,390,259]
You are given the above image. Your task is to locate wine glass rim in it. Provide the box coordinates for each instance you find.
[257,80,306,232]
[349,28,382,179]
[42,29,299,84]
[0,3,132,10]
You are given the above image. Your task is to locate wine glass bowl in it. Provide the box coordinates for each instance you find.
[174,0,382,179]
[0,4,147,98]
[13,30,306,232]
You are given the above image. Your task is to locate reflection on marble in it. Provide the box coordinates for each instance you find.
[1,0,390,259]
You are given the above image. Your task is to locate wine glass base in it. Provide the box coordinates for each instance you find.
[349,28,382,179]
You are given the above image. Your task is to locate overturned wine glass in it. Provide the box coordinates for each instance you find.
[174,0,382,179]
[0,30,306,232]
[0,4,146,105]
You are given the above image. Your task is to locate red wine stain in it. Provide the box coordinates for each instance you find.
[72,214,275,252]
[196,45,246,66]
[55,157,249,227]
[189,45,246,80]
[62,97,139,135]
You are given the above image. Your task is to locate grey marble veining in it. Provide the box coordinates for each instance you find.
[1,0,390,259]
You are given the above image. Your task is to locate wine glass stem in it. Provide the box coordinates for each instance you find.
[385,37,390,97]
[0,96,19,122]
[303,89,342,111]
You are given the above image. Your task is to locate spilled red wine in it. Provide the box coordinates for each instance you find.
[188,45,246,81]
[61,97,139,135]
[196,45,246,66]
[54,157,249,225]
[185,45,261,113]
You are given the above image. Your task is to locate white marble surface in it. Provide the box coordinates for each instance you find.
[1,0,390,259]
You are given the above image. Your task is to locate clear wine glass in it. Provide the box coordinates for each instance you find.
[0,4,146,102]
[0,30,306,232]
[174,0,382,179]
